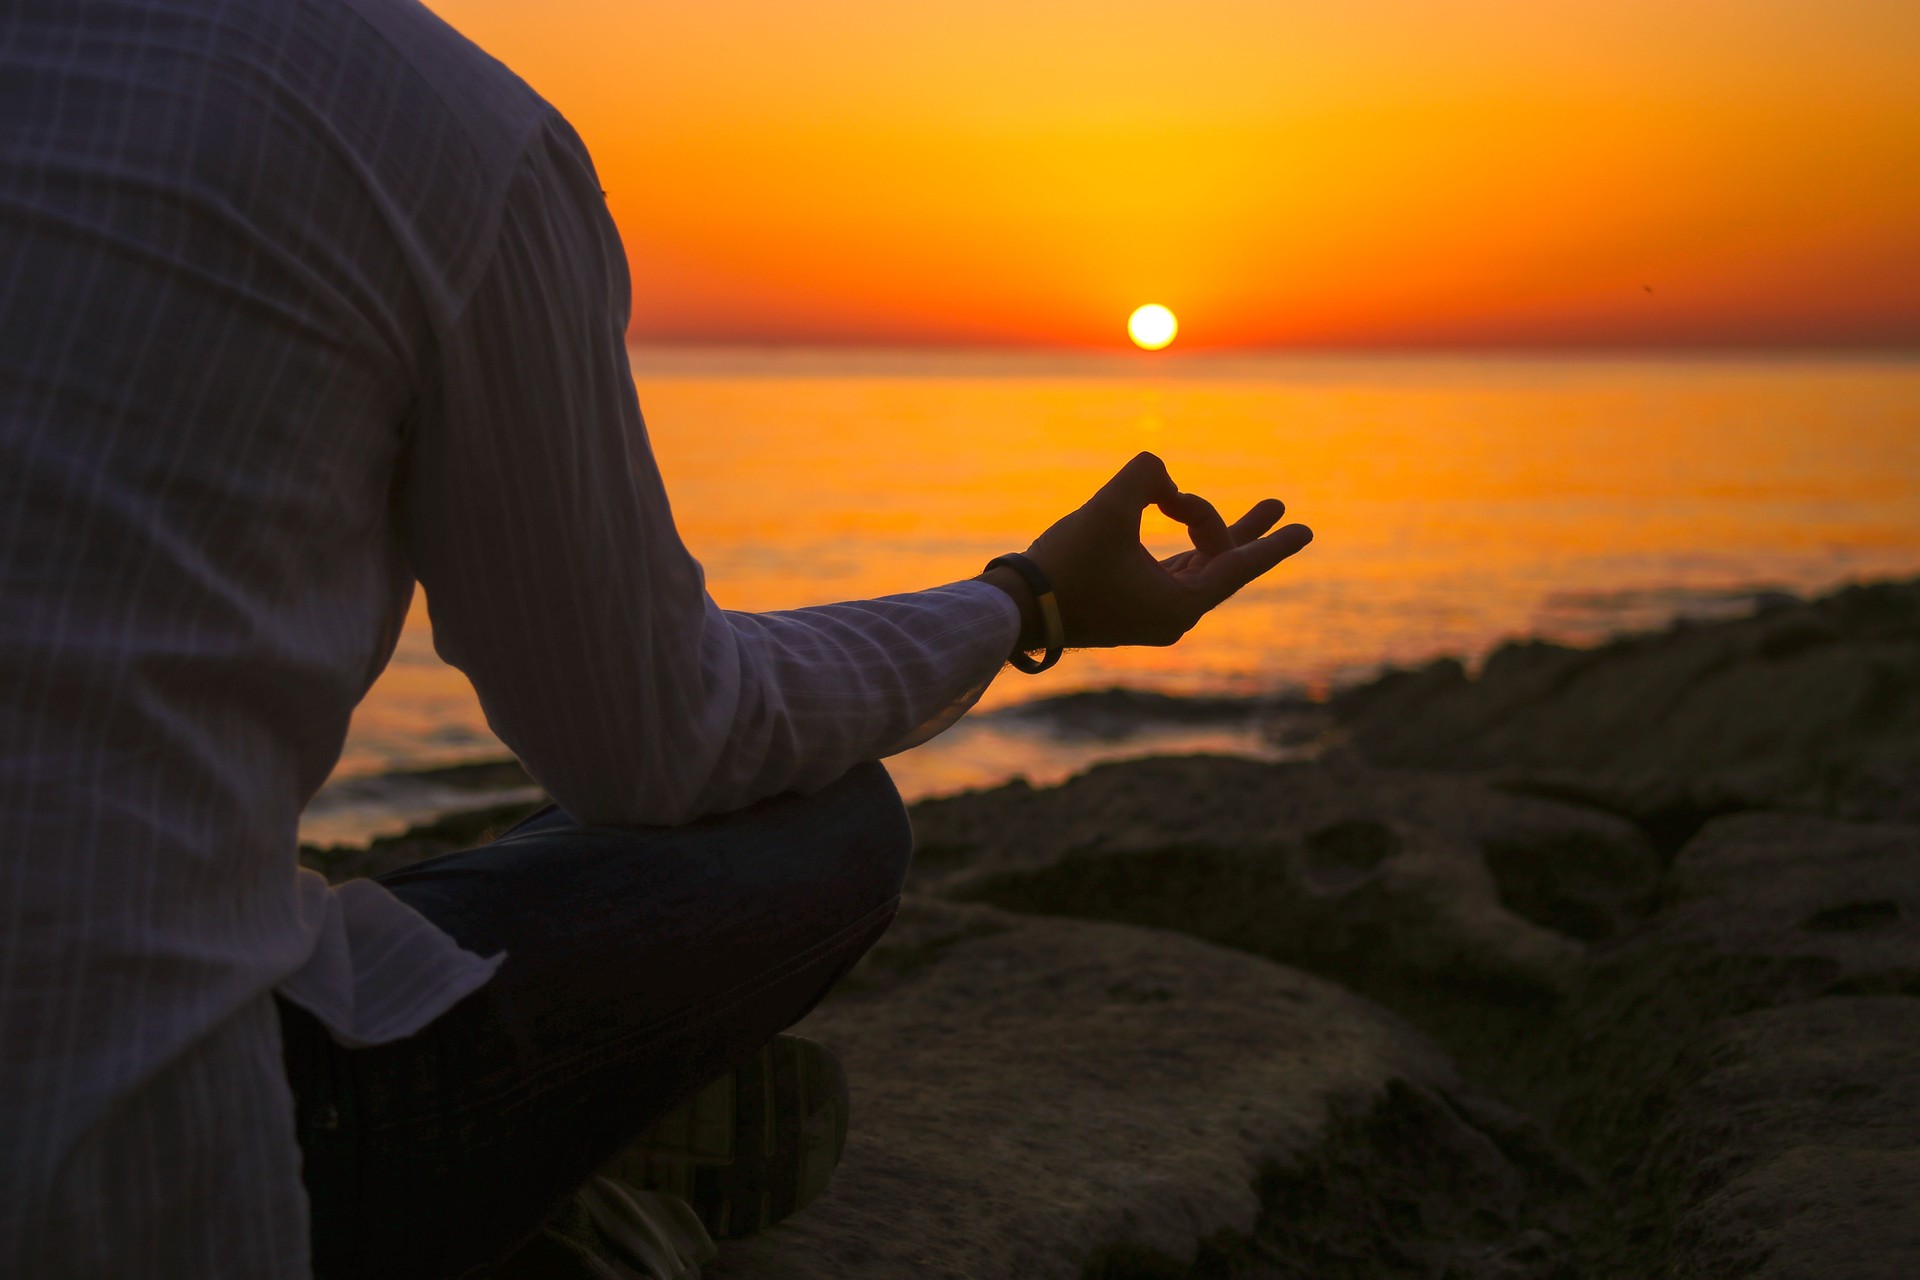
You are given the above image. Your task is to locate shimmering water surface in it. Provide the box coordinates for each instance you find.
[303,350,1920,844]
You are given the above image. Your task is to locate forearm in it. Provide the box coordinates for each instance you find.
[681,581,1019,815]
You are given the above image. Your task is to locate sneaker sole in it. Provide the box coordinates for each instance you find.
[601,1034,849,1239]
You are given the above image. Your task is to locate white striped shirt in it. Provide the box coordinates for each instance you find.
[0,1,1019,1274]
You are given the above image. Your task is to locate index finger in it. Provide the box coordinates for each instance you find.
[1192,523,1314,605]
[1094,451,1180,511]
[1156,490,1234,557]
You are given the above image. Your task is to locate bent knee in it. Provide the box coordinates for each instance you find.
[831,760,914,899]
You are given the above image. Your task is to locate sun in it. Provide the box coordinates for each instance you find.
[1128,304,1178,350]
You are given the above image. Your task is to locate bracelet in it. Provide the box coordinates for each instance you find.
[983,552,1064,674]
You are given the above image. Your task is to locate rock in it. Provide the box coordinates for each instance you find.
[1332,579,1920,831]
[399,757,539,792]
[1542,814,1920,1276]
[908,757,1658,1029]
[707,898,1582,1280]
[990,686,1304,742]
[1660,813,1920,990]
[1654,998,1920,1279]
[296,691,1920,1274]
[298,797,547,883]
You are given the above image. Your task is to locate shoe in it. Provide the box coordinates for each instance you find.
[599,1034,850,1240]
[494,1182,715,1280]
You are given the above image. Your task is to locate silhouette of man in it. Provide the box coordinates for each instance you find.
[0,0,1311,1274]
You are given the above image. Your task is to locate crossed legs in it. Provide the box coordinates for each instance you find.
[277,763,913,1278]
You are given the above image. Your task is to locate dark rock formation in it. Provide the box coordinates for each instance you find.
[1329,579,1920,835]
[911,757,1656,1039]
[311,576,1920,1277]
[1538,813,1920,1277]
[300,797,545,882]
[1651,997,1920,1279]
[884,777,1920,1280]
[706,898,1584,1280]
[988,686,1322,743]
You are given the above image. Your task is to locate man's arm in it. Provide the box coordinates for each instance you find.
[406,113,1310,828]
[406,114,1025,825]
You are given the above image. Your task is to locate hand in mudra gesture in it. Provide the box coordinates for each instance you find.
[980,451,1313,652]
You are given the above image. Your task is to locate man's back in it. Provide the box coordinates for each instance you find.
[0,1,544,1269]
[2,3,1316,1273]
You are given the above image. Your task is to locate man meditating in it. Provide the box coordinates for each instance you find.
[0,0,1313,1275]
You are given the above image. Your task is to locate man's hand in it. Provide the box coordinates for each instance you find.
[978,451,1313,652]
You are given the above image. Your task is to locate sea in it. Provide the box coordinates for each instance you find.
[299,349,1920,846]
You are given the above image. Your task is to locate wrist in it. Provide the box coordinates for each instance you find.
[976,565,1046,652]
[979,552,1066,673]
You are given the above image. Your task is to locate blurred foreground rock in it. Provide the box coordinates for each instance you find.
[302,796,544,882]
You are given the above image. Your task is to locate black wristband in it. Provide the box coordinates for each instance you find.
[983,552,1064,674]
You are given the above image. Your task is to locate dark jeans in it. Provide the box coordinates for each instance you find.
[277,762,913,1280]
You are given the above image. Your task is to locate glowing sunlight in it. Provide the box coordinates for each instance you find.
[1127,304,1178,351]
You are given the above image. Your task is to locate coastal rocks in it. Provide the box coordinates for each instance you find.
[1331,579,1920,832]
[304,576,1920,1276]
[1557,812,1920,1130]
[312,761,1920,1276]
[300,796,546,883]
[878,766,1920,1275]
[707,898,1583,1280]
[988,687,1298,741]
[908,756,1657,1023]
[298,755,545,863]
[1658,812,1920,1000]
[1545,813,1920,1275]
[1652,998,1920,1279]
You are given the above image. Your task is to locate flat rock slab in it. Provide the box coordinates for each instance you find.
[908,757,1656,1015]
[1551,814,1920,1277]
[708,897,1579,1280]
[1661,812,1920,983]
[1569,813,1920,1064]
[1658,997,1920,1280]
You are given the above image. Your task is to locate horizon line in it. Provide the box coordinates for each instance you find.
[626,339,1920,359]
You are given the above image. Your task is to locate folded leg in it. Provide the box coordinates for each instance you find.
[279,761,913,1278]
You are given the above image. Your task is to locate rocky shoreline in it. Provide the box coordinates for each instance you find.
[301,577,1920,1278]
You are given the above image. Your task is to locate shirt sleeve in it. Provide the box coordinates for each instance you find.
[402,113,1021,827]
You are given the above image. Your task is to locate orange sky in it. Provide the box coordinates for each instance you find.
[426,0,1919,350]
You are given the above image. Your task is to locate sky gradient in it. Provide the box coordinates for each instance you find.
[427,1,1920,350]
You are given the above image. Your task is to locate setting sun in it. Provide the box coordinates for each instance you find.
[1128,304,1178,351]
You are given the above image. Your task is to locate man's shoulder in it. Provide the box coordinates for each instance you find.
[206,0,552,173]
[211,0,559,306]
[326,0,552,153]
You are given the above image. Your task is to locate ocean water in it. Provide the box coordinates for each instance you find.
[301,349,1920,845]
